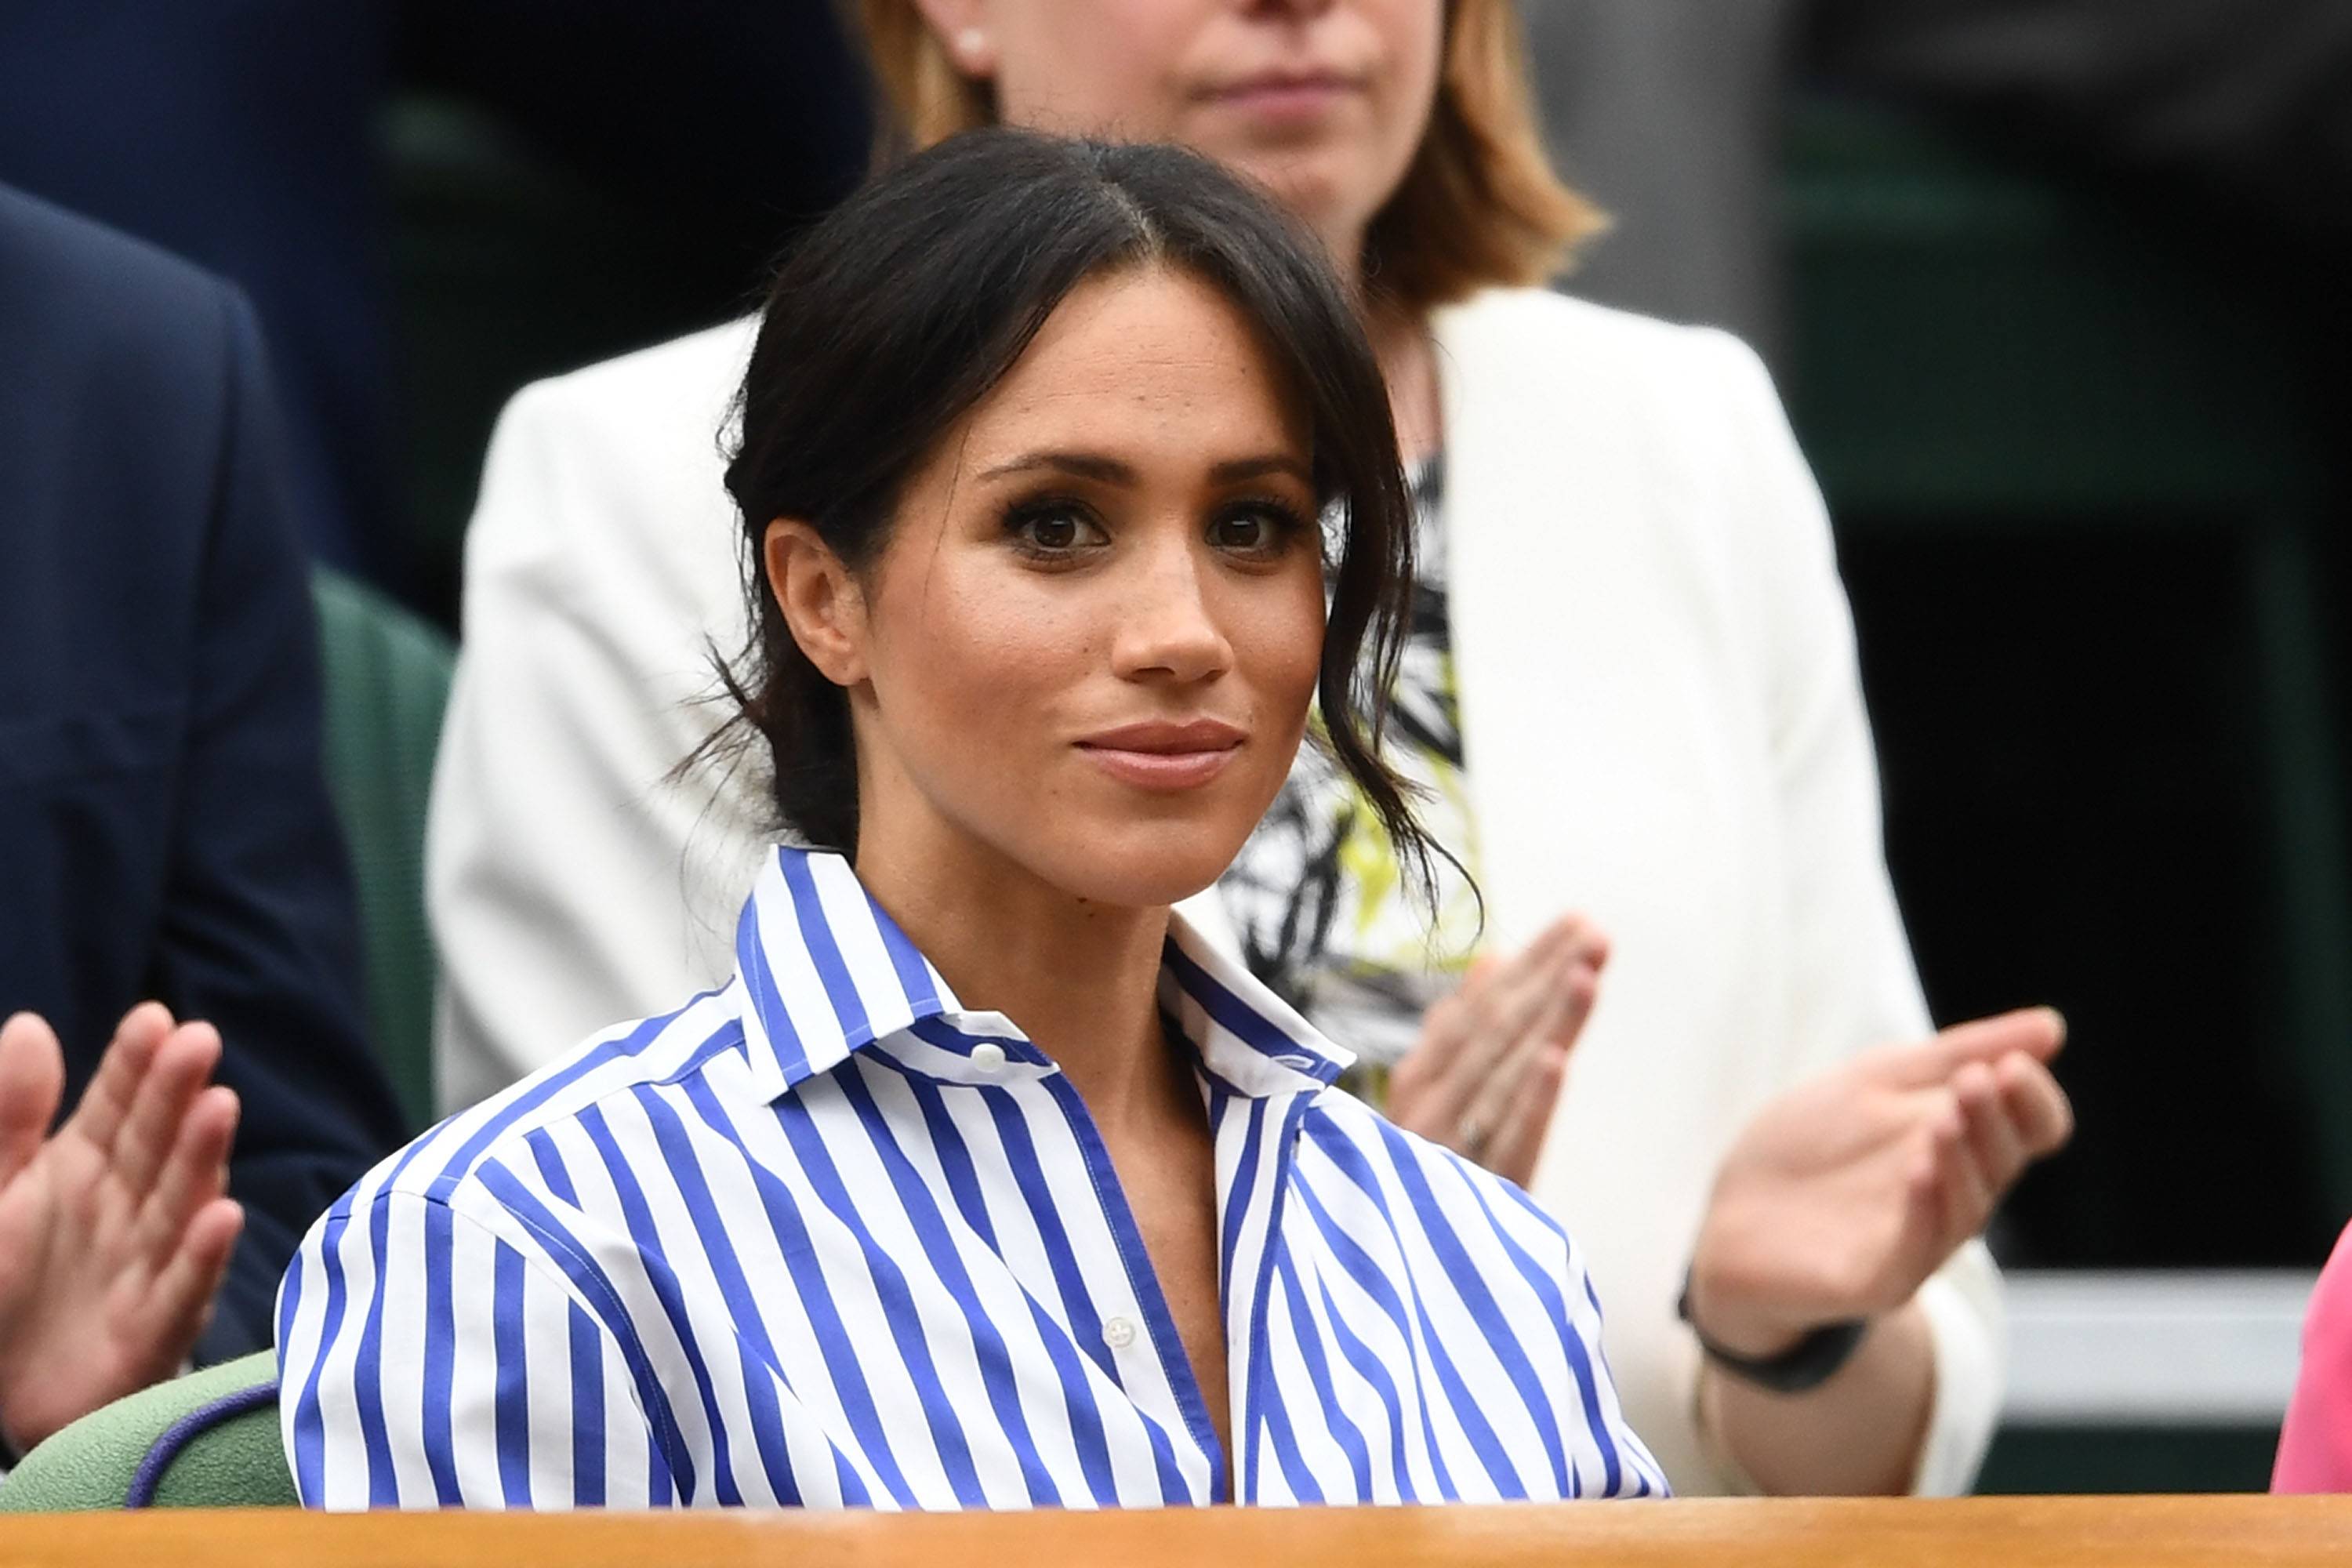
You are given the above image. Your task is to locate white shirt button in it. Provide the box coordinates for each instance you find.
[968,1040,1007,1074]
[1102,1316,1138,1350]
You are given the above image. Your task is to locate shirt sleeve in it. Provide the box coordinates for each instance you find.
[1705,328,2005,1495]
[427,369,766,1114]
[276,1183,679,1508]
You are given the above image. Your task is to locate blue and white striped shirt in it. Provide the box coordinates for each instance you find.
[278,847,1664,1508]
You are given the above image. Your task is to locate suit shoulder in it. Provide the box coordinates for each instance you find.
[0,183,243,369]
[501,317,759,437]
[1439,285,1774,401]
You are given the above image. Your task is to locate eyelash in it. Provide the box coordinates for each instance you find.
[1000,494,1313,566]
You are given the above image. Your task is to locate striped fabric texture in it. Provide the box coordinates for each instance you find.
[278,848,1664,1509]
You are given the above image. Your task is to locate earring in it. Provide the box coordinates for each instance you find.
[956,27,987,63]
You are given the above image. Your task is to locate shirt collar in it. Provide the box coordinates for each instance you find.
[728,847,1354,1102]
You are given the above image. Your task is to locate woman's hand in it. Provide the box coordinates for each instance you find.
[0,1004,245,1454]
[1683,1008,2074,1359]
[1386,916,1608,1186]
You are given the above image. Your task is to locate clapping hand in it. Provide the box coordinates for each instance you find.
[1386,916,1608,1187]
[1683,1007,2074,1359]
[0,1005,244,1454]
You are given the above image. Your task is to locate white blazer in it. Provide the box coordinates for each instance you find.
[427,285,2002,1497]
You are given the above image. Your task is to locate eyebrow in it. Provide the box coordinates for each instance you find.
[975,451,1312,486]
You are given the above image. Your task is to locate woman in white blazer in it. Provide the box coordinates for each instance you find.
[427,0,2072,1497]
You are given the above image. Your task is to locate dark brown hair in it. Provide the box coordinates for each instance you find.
[720,129,1437,897]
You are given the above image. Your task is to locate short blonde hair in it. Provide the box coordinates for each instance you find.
[855,0,1602,314]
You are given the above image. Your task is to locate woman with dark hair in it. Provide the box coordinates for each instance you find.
[278,130,1663,1510]
[434,0,2071,1498]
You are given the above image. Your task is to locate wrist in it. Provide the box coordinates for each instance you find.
[1679,1259,1817,1361]
[1679,1265,1873,1397]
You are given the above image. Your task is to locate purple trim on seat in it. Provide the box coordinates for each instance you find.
[125,1381,279,1508]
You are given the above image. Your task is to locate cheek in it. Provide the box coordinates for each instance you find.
[996,0,1197,136]
[1370,1,1445,151]
[1230,568,1328,741]
[872,573,1091,748]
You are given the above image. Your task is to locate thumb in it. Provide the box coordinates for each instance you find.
[0,1014,66,1185]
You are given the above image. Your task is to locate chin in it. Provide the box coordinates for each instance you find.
[1027,818,1256,911]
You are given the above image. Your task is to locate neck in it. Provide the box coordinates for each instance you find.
[1337,239,1440,463]
[851,822,1182,1135]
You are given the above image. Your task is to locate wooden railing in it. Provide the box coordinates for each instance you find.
[2,1497,2348,1566]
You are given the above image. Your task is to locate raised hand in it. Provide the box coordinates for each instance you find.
[0,1005,244,1454]
[1386,915,1608,1186]
[1683,1007,2074,1359]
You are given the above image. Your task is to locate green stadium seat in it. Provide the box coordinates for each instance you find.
[0,1352,290,1510]
[314,568,456,1132]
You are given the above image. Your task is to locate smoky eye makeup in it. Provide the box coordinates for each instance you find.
[999,493,1112,562]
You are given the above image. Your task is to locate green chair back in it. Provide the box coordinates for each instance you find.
[314,568,456,1131]
[0,1352,290,1510]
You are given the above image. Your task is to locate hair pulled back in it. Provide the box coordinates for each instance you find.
[721,129,1436,895]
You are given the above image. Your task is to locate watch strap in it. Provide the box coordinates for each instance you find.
[1676,1270,1870,1395]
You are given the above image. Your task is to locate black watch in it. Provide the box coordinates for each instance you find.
[1676,1270,1870,1395]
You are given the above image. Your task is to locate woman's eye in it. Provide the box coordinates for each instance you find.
[1009,505,1105,554]
[1210,505,1298,557]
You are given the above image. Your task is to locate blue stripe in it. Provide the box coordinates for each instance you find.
[769,1090,990,1506]
[524,1127,578,1207]
[1035,1073,1219,1504]
[287,1210,349,1504]
[736,902,811,1083]
[1374,1122,1570,1497]
[568,1301,607,1506]
[1459,1175,1624,1497]
[422,1002,702,1204]
[472,1160,696,1501]
[1162,940,1339,1080]
[677,1073,904,1508]
[492,1241,533,1505]
[1221,1096,1270,1497]
[779,849,873,1047]
[835,1063,1062,1504]
[1304,1123,1513,1497]
[1272,1250,1371,1500]
[1238,1094,1313,1503]
[877,1051,999,1250]
[1291,1177,1450,1501]
[628,1086,808,1505]
[1307,1258,1420,1501]
[864,1047,1123,1502]
[420,1197,464,1504]
[274,1257,303,1374]
[579,1102,743,1504]
[353,1143,440,1504]
[975,1085,1120,1386]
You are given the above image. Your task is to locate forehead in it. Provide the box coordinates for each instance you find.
[958,264,1312,466]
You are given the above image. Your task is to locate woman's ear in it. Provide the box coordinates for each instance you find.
[911,0,996,78]
[764,519,869,687]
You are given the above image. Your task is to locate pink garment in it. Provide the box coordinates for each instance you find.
[2275,1220,2352,1492]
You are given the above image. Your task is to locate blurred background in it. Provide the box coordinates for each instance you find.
[3,0,2347,1496]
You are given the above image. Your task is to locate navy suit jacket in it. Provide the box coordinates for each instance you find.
[0,183,405,1359]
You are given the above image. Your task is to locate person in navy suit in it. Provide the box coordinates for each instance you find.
[0,182,405,1454]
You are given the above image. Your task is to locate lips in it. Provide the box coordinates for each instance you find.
[1200,70,1363,123]
[1075,719,1247,792]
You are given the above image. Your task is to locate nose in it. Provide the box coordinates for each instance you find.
[1110,533,1234,687]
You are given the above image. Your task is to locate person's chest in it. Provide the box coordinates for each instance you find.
[546,1055,1586,1508]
